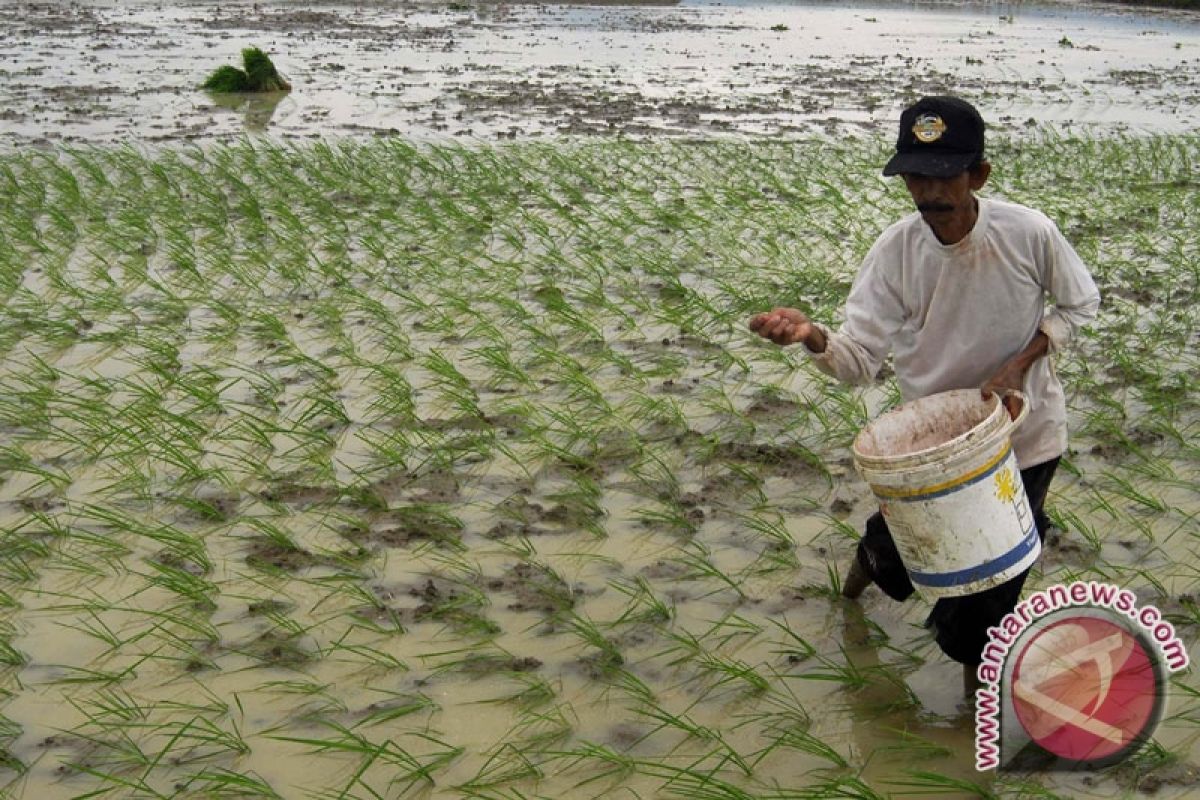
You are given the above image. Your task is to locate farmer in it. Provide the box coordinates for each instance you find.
[749,96,1100,687]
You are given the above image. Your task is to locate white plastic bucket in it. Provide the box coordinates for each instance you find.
[852,389,1038,600]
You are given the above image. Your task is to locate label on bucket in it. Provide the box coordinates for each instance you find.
[869,443,1041,598]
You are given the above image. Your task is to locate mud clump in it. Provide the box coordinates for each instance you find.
[244,539,328,572]
[353,578,498,636]
[363,506,465,548]
[239,630,311,666]
[486,562,579,618]
[257,480,337,507]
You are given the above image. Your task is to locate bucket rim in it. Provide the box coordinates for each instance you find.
[852,389,1006,467]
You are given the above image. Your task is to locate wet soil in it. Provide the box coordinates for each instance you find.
[2,0,1199,148]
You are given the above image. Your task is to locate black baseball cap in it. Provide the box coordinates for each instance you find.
[882,96,986,178]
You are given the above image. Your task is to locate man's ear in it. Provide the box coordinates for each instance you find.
[970,161,992,190]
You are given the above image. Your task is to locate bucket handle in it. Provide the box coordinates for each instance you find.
[998,390,1030,430]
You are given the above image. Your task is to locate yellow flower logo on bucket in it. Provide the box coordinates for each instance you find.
[995,467,1018,504]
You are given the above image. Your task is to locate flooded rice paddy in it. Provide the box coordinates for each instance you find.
[0,1,1199,799]
[1,0,1200,146]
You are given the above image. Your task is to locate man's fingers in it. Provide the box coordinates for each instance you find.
[771,321,806,345]
[758,315,783,338]
[773,321,801,344]
[749,309,811,346]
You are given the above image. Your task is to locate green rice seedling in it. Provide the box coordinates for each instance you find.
[143,560,219,612]
[544,473,608,538]
[672,541,747,601]
[563,611,625,675]
[257,679,348,720]
[663,632,771,697]
[0,444,70,491]
[487,673,560,712]
[504,703,577,752]
[871,727,954,759]
[795,644,881,692]
[175,768,283,799]
[1098,469,1169,515]
[270,723,462,797]
[738,510,798,572]
[75,503,212,574]
[760,723,848,770]
[469,343,537,391]
[698,385,757,441]
[1044,505,1102,552]
[702,614,763,650]
[0,623,26,668]
[57,609,139,657]
[1164,678,1200,726]
[353,691,438,729]
[456,742,545,792]
[610,576,674,626]
[885,770,997,797]
[321,633,410,671]
[631,500,701,539]
[548,740,640,790]
[767,619,817,666]
[796,776,888,800]
[631,700,753,777]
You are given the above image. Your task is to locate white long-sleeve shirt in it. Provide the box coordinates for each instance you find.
[808,196,1101,468]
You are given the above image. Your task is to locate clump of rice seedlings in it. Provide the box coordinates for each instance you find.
[610,576,674,626]
[563,611,625,676]
[201,48,291,93]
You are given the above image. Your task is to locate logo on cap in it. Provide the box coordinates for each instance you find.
[912,113,947,143]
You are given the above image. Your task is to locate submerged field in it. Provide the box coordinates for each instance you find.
[0,135,1197,798]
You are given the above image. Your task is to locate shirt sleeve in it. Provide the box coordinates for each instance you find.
[804,241,907,384]
[1038,224,1101,353]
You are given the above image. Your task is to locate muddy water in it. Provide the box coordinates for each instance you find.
[1,3,1199,799]
[1,0,1199,148]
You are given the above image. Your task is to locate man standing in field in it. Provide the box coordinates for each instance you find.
[749,96,1100,687]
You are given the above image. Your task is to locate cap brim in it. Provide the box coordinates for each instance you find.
[882,151,978,178]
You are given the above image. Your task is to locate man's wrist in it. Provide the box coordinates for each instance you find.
[804,327,827,354]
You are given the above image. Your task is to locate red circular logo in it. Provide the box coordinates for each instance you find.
[1011,615,1161,763]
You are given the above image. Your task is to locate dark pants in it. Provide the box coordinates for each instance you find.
[854,457,1060,665]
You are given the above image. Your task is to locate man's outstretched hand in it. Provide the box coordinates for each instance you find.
[748,308,826,352]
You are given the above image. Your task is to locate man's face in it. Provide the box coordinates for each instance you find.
[901,170,981,224]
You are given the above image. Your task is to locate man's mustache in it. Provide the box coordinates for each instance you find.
[917,202,955,213]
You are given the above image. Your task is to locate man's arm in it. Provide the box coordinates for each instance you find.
[748,241,906,385]
[981,220,1099,408]
[982,330,1049,399]
[1037,224,1102,353]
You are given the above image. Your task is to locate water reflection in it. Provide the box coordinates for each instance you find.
[839,601,991,795]
[204,90,289,132]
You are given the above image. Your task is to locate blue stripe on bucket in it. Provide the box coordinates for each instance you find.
[907,523,1040,589]
[874,447,1010,504]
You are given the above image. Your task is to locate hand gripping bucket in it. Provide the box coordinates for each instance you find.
[851,389,1039,599]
